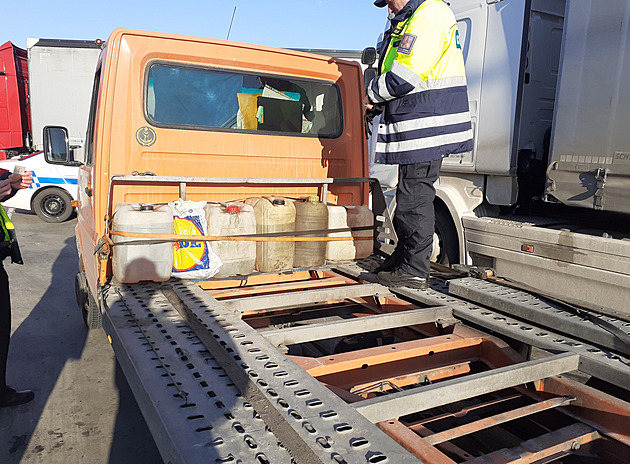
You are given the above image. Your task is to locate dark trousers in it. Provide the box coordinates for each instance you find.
[0,262,9,392]
[394,159,442,278]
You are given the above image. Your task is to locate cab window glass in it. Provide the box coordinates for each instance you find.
[146,63,342,138]
[85,65,102,166]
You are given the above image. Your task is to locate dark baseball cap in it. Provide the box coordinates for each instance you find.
[374,0,387,7]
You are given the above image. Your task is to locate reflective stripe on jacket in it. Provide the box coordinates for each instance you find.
[368,0,473,165]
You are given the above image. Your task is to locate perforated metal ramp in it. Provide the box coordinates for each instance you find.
[103,282,293,464]
[102,279,420,464]
[449,277,630,356]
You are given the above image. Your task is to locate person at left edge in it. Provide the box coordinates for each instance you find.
[0,168,34,408]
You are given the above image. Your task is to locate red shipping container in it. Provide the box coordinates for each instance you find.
[0,41,30,153]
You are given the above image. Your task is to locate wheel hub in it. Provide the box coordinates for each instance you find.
[43,195,65,216]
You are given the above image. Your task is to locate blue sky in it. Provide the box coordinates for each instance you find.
[4,1,388,51]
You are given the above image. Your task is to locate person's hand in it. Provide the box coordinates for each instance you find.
[10,171,33,190]
[0,179,11,198]
[363,94,374,111]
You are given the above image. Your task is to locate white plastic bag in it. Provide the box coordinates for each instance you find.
[170,199,222,279]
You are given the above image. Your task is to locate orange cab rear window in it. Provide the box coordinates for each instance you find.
[145,62,343,138]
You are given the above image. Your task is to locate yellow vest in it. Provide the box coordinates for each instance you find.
[381,0,466,88]
[368,0,473,164]
[0,205,23,264]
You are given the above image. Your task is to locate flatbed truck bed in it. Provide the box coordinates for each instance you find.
[102,264,630,464]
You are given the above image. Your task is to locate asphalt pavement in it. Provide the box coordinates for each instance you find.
[0,212,162,463]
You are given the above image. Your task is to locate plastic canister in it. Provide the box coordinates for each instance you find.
[326,205,354,261]
[347,205,374,259]
[294,196,328,268]
[204,202,256,278]
[326,205,374,261]
[112,203,174,283]
[245,197,296,273]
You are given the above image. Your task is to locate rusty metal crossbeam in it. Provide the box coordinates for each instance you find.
[464,422,600,463]
[350,361,472,395]
[424,396,575,446]
[406,394,524,429]
[378,420,458,464]
[208,275,354,299]
[302,334,483,380]
[353,353,580,424]
[220,282,391,313]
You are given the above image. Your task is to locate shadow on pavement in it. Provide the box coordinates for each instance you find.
[0,229,161,463]
[108,361,162,463]
[0,235,87,462]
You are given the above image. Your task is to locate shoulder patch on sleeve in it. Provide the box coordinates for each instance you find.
[397,33,417,55]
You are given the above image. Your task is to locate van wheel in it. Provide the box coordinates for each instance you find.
[76,271,102,329]
[32,188,73,223]
[83,289,102,330]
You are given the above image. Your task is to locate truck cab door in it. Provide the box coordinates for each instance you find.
[449,0,531,205]
[76,64,101,298]
[444,0,491,170]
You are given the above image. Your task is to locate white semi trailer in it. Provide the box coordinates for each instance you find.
[26,38,101,154]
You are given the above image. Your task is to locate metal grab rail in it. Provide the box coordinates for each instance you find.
[105,174,397,256]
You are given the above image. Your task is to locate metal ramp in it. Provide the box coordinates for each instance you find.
[103,277,419,464]
[103,268,630,464]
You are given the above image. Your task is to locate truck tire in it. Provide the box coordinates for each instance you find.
[75,271,102,329]
[83,288,102,330]
[32,188,73,223]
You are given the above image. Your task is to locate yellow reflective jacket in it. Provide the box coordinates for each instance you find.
[368,0,473,165]
[0,204,23,264]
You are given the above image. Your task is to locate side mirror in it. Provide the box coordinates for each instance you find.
[361,47,377,66]
[364,68,378,92]
[43,126,70,164]
[362,47,379,93]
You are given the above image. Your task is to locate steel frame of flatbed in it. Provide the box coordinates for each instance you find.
[334,262,630,393]
[102,267,630,464]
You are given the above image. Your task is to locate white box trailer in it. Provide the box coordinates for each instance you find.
[27,38,101,154]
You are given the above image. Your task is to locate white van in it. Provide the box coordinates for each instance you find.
[0,150,78,222]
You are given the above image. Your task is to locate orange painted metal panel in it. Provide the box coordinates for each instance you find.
[91,29,367,243]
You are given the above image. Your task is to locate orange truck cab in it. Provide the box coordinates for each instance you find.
[45,29,377,326]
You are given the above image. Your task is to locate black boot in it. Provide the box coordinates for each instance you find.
[0,386,34,408]
[373,249,402,273]
[376,268,430,290]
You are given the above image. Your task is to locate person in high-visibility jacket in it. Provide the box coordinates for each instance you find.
[0,168,34,408]
[365,0,472,289]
